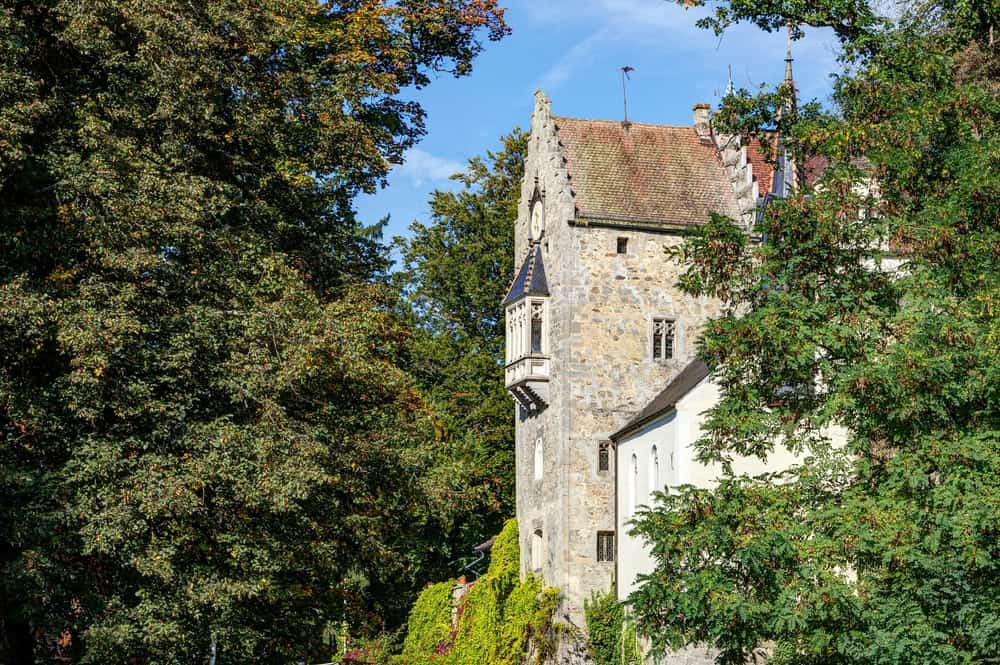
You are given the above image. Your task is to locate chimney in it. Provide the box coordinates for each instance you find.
[692,102,712,139]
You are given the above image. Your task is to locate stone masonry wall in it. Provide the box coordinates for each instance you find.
[513,92,723,665]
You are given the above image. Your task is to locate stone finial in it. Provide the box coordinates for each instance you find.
[534,89,552,120]
[692,102,712,139]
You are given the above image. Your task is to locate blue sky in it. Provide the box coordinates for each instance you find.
[355,0,843,244]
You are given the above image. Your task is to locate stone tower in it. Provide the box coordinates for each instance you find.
[505,91,757,624]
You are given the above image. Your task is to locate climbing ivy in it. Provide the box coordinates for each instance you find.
[400,581,455,663]
[396,519,560,665]
[584,589,643,665]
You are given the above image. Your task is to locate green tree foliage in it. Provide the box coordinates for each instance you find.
[396,130,528,523]
[630,1,1000,664]
[0,1,508,662]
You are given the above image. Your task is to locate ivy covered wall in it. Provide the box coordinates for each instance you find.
[398,519,559,665]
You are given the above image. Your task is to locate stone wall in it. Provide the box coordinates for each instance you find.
[513,93,725,665]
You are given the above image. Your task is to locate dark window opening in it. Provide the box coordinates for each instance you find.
[598,441,611,472]
[597,531,615,562]
[617,237,628,254]
[530,317,543,353]
[652,318,675,361]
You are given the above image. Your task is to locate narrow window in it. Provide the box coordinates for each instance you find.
[649,445,659,499]
[598,441,611,473]
[652,318,675,361]
[628,453,638,516]
[616,237,628,254]
[530,301,544,354]
[533,439,544,481]
[532,530,544,570]
[597,531,615,562]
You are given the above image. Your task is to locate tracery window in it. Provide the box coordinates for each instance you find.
[598,441,611,473]
[652,318,675,361]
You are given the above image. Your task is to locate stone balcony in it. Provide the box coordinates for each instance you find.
[505,353,550,413]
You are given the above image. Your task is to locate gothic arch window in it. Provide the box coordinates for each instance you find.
[533,438,544,481]
[531,529,544,571]
[649,445,659,500]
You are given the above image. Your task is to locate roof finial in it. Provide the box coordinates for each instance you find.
[621,66,634,127]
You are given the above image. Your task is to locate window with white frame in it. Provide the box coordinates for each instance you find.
[652,318,675,361]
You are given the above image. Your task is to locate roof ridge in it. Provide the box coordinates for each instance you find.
[552,115,694,131]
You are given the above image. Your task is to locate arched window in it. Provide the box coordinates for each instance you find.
[628,453,638,516]
[533,439,544,481]
[531,529,544,570]
[649,445,659,500]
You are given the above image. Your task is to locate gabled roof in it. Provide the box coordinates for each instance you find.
[611,359,710,441]
[503,244,549,305]
[553,117,741,228]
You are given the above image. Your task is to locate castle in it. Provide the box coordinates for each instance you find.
[503,61,809,637]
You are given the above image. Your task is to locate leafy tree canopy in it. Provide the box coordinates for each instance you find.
[395,129,528,522]
[0,1,507,663]
[631,1,1000,664]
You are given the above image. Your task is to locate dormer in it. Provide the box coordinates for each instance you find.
[504,242,549,413]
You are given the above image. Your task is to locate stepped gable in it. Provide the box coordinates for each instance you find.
[503,243,549,305]
[552,116,741,228]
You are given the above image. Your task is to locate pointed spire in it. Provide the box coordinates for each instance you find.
[784,23,794,84]
[782,23,797,116]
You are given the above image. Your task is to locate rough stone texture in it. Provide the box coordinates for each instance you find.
[511,92,751,665]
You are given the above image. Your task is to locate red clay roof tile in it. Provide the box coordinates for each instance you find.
[553,117,741,227]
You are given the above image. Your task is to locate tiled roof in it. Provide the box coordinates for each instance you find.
[611,359,710,441]
[553,117,741,227]
[746,138,776,198]
[503,244,549,305]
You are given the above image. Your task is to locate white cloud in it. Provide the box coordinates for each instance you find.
[396,148,463,187]
[530,0,703,91]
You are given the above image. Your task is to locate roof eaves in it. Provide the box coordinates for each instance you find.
[610,359,710,441]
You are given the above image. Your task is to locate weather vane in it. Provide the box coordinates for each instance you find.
[621,66,634,124]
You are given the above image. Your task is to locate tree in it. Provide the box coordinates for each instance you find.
[0,1,507,662]
[396,129,528,527]
[630,2,1000,664]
